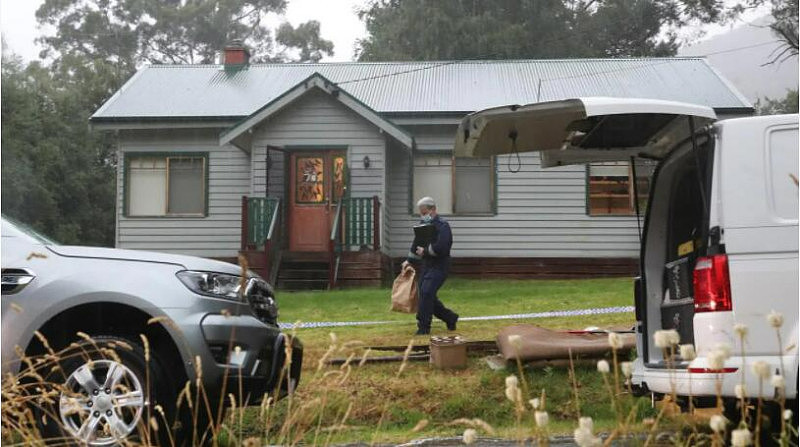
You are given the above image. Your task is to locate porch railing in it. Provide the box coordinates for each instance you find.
[329,195,381,289]
[241,196,282,283]
[344,196,381,251]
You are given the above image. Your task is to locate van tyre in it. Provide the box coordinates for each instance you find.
[36,335,177,446]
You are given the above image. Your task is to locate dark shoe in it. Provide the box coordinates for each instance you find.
[415,329,430,336]
[447,314,459,331]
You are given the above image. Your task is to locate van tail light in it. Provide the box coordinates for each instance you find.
[693,254,732,313]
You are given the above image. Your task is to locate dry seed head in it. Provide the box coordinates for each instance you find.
[735,384,747,399]
[358,348,372,367]
[471,419,495,435]
[596,360,610,374]
[734,323,748,339]
[149,416,158,432]
[507,334,522,348]
[329,332,338,345]
[505,375,519,389]
[620,361,633,378]
[710,415,726,433]
[708,349,727,370]
[752,361,771,380]
[731,427,753,446]
[607,332,624,350]
[504,385,521,403]
[679,344,697,361]
[411,419,429,432]
[139,334,150,362]
[714,343,732,359]
[534,411,549,427]
[579,416,594,431]
[767,310,784,328]
[339,352,356,370]
[462,428,477,445]
[529,398,541,410]
[772,374,786,389]
[653,329,679,348]
[784,409,793,421]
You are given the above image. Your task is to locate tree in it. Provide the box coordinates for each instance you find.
[767,0,798,63]
[354,0,730,61]
[1,54,117,245]
[36,0,334,68]
[755,89,799,114]
[1,0,334,246]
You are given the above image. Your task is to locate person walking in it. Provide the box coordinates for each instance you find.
[403,196,459,336]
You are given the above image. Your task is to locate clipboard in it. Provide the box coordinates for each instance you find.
[412,224,435,249]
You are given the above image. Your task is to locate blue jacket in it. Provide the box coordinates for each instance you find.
[407,215,452,272]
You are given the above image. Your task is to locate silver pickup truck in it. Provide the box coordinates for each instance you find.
[1,216,301,445]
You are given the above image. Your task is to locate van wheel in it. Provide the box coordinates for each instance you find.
[37,335,176,446]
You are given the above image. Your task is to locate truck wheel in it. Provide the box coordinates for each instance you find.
[37,335,177,446]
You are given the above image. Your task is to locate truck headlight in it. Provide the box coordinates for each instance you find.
[176,271,243,300]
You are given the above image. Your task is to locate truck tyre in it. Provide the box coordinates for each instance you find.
[37,335,177,446]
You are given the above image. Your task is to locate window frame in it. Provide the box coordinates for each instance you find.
[408,151,497,217]
[123,152,209,218]
[585,161,652,217]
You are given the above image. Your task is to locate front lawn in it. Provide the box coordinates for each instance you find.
[231,277,653,445]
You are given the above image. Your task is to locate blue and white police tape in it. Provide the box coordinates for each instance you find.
[278,305,635,329]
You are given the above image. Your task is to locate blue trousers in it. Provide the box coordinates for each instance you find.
[416,268,457,331]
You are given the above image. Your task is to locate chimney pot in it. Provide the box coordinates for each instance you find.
[223,39,250,69]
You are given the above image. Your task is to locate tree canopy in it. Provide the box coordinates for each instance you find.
[354,0,792,61]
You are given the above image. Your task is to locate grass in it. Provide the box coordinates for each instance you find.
[279,277,633,324]
[233,277,648,444]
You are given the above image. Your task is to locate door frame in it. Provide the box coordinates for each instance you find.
[285,146,349,252]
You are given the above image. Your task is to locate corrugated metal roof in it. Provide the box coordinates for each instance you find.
[92,58,752,120]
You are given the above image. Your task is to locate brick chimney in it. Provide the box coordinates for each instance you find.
[223,39,250,70]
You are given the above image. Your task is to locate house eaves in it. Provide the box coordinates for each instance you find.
[219,72,415,150]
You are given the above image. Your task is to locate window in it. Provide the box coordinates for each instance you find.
[295,156,325,203]
[412,154,495,215]
[127,154,207,216]
[413,155,453,214]
[454,157,494,214]
[587,161,654,216]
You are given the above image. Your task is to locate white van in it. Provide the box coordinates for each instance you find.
[454,97,798,412]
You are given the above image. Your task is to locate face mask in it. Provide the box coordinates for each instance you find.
[421,214,433,223]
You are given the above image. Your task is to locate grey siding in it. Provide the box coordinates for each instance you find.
[388,125,642,258]
[250,89,391,251]
[116,129,250,258]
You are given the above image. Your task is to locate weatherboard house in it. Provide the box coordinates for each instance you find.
[91,43,753,289]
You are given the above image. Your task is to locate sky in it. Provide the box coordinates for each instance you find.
[0,0,773,63]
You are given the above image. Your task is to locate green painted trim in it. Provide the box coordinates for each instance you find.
[122,151,209,218]
[585,164,591,216]
[92,115,243,123]
[407,151,414,214]
[492,156,498,215]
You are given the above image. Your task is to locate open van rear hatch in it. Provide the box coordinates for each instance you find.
[455,97,720,365]
[454,97,716,165]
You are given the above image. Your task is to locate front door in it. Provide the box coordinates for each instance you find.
[288,151,347,252]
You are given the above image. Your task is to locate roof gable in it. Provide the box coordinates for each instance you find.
[220,72,414,149]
